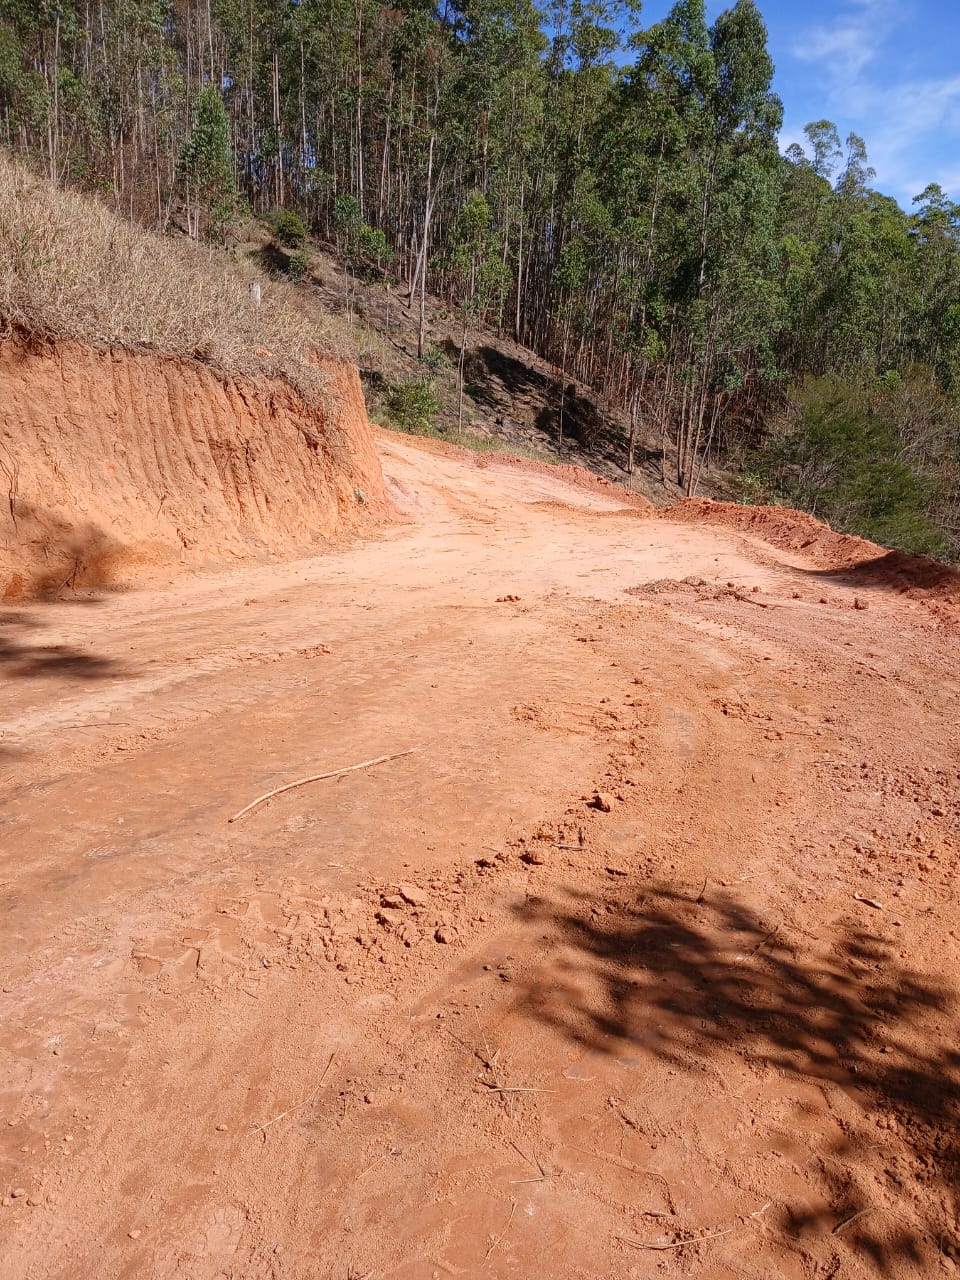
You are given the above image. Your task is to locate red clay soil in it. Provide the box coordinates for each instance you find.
[2,432,960,1280]
[666,496,960,602]
[0,332,386,597]
[387,427,656,513]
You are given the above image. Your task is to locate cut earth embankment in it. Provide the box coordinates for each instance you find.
[0,330,386,596]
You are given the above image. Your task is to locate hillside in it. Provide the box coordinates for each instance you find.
[297,242,709,508]
[3,4,960,1274]
[0,156,386,595]
[4,0,960,556]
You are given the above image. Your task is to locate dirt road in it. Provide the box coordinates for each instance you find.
[2,432,959,1279]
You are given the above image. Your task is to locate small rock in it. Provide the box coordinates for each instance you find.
[380,894,405,910]
[26,1196,40,1207]
[521,848,547,866]
[215,1124,227,1132]
[10,1188,26,1199]
[375,908,403,929]
[589,791,614,813]
[128,1229,142,1240]
[434,927,456,945]
[853,597,869,610]
[397,882,429,908]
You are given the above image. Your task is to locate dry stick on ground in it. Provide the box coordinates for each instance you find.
[833,1208,876,1236]
[576,1146,675,1212]
[471,1010,504,1079]
[730,591,772,609]
[229,749,419,822]
[620,1200,772,1252]
[831,1205,926,1239]
[249,1052,336,1135]
[484,1201,517,1263]
[507,1138,550,1185]
[749,927,779,956]
[479,1081,556,1094]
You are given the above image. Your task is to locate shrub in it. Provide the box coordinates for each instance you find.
[384,376,441,434]
[286,249,309,281]
[756,374,951,558]
[333,194,361,239]
[420,342,452,375]
[273,208,308,249]
[357,224,392,267]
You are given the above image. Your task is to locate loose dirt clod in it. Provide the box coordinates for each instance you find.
[396,882,429,907]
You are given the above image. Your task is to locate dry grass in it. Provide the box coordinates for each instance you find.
[0,151,354,396]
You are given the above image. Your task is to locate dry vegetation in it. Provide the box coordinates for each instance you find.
[0,151,353,395]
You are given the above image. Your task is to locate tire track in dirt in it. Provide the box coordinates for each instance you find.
[2,436,959,1279]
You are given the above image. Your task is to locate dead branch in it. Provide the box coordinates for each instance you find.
[484,1201,517,1263]
[229,749,418,822]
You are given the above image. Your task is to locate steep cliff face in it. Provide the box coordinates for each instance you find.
[0,333,387,595]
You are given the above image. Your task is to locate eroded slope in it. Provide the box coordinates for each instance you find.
[0,333,385,595]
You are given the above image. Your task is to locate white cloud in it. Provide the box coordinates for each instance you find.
[785,1,960,205]
[793,0,902,80]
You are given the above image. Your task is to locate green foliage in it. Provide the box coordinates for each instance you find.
[357,224,392,267]
[420,342,452,375]
[384,376,441,435]
[285,249,309,281]
[273,208,308,249]
[755,374,952,557]
[179,85,236,239]
[332,194,361,239]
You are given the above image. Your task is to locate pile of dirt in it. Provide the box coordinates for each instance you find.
[0,330,386,596]
[665,497,960,601]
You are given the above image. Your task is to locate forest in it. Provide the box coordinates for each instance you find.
[2,0,960,557]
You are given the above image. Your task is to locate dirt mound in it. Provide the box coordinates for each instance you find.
[665,497,960,600]
[0,331,386,595]
[379,428,654,512]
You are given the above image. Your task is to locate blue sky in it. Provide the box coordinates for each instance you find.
[639,0,960,210]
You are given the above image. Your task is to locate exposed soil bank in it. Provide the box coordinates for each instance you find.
[0,332,386,596]
[665,496,960,601]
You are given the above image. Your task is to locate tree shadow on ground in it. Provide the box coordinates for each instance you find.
[0,607,124,681]
[511,882,960,1274]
